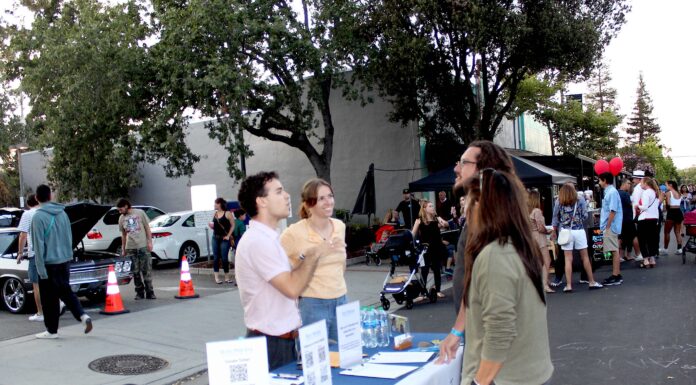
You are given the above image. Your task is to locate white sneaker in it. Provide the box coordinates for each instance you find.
[28,313,44,322]
[35,331,58,339]
[634,255,644,262]
[659,249,668,256]
[59,300,66,316]
[676,248,683,254]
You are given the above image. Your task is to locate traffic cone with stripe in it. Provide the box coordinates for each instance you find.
[100,265,130,315]
[175,256,199,299]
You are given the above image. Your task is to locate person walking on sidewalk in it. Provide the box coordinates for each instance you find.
[16,194,44,322]
[412,200,449,299]
[210,197,234,284]
[630,170,646,262]
[528,189,554,293]
[31,185,92,339]
[460,169,553,385]
[117,198,156,300]
[663,181,684,254]
[618,180,636,262]
[281,178,348,342]
[236,172,344,370]
[636,177,660,268]
[599,173,624,286]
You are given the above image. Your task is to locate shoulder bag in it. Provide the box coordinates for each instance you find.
[557,204,577,246]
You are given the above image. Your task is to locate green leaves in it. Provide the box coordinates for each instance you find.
[625,73,660,146]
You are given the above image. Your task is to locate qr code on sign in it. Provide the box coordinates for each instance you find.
[306,372,316,385]
[305,351,314,368]
[228,363,248,383]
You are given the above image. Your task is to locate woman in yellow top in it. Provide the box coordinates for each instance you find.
[280,179,347,342]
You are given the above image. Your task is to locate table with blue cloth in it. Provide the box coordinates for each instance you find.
[273,333,463,385]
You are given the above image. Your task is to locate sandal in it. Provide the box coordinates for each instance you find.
[544,286,555,293]
[563,286,573,293]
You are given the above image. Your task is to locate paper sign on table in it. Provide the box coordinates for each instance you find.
[339,363,419,379]
[299,320,332,385]
[367,351,434,364]
[335,300,362,369]
[206,337,269,385]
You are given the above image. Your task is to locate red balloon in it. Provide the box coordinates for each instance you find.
[609,157,624,176]
[594,159,610,175]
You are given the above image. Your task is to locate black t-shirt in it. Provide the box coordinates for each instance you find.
[618,190,633,223]
[396,198,420,228]
[436,198,454,220]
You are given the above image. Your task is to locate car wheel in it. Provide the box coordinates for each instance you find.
[180,242,199,264]
[2,277,29,314]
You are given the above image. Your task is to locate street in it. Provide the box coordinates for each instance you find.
[0,260,236,342]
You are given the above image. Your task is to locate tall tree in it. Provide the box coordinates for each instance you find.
[586,60,618,112]
[1,0,197,202]
[150,0,366,182]
[358,0,630,147]
[625,72,661,145]
[0,92,27,206]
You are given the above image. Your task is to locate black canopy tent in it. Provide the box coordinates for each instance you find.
[408,155,575,192]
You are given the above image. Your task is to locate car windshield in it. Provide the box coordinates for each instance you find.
[150,215,180,228]
[0,232,18,255]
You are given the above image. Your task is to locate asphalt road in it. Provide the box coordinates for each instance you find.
[395,251,696,385]
[0,259,236,341]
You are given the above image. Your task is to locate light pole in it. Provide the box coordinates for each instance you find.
[9,143,28,207]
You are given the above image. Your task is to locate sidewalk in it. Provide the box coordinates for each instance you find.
[0,260,449,385]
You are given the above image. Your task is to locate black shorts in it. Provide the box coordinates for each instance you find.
[666,208,684,223]
[619,220,636,244]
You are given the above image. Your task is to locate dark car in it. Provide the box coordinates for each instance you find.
[0,203,133,313]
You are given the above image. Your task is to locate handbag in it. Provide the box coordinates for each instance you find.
[557,204,577,246]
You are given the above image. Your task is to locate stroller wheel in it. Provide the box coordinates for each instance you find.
[405,299,413,309]
[375,256,382,266]
[395,299,403,305]
[381,298,390,311]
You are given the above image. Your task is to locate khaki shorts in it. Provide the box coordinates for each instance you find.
[603,228,619,252]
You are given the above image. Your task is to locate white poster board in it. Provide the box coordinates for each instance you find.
[191,184,217,211]
[206,337,270,385]
[299,321,332,385]
[194,210,216,229]
[336,301,362,369]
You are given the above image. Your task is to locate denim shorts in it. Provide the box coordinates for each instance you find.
[298,295,347,342]
[27,257,39,283]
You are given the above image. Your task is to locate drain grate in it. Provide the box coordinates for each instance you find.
[88,354,169,375]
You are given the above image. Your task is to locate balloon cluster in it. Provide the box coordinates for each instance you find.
[594,157,624,176]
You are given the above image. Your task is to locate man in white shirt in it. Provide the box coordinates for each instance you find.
[235,171,344,370]
[630,170,645,261]
[16,194,43,322]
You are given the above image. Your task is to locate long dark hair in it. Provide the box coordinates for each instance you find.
[463,170,546,308]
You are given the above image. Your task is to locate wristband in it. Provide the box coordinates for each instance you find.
[450,328,463,338]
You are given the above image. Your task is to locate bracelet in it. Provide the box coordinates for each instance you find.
[450,328,464,338]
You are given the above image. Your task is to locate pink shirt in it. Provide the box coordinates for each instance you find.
[235,220,301,335]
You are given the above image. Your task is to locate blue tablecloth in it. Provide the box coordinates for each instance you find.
[274,333,452,385]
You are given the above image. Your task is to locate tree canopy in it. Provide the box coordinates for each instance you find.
[358,0,630,148]
[625,72,660,146]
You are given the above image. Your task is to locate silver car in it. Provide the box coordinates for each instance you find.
[0,203,133,314]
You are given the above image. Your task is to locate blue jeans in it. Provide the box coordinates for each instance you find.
[298,295,347,342]
[211,236,230,273]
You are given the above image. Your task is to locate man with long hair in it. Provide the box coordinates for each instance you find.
[438,140,514,364]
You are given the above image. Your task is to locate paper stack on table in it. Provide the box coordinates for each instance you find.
[367,351,434,364]
[339,363,419,379]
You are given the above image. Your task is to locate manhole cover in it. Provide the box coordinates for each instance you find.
[89,354,169,375]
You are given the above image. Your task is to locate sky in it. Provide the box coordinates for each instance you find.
[2,0,694,169]
[568,0,696,169]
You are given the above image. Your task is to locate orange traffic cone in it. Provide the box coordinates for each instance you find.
[175,256,200,299]
[100,265,130,315]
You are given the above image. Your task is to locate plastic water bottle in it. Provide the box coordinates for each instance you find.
[377,308,390,347]
[360,307,369,347]
[366,306,378,348]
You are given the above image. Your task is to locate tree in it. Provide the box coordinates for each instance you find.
[625,72,661,145]
[149,0,366,182]
[511,75,620,157]
[1,0,197,202]
[586,60,618,113]
[0,93,27,206]
[620,140,678,181]
[358,0,630,147]
[679,167,696,185]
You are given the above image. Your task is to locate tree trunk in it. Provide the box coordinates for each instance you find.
[546,121,556,156]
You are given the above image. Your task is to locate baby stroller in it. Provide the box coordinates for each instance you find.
[682,209,696,264]
[378,230,438,310]
[365,224,395,265]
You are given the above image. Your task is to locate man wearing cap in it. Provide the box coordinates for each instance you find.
[395,189,420,229]
[630,170,645,262]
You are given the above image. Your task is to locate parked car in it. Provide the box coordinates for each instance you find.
[0,203,133,314]
[83,205,166,253]
[150,211,211,264]
[0,208,24,228]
